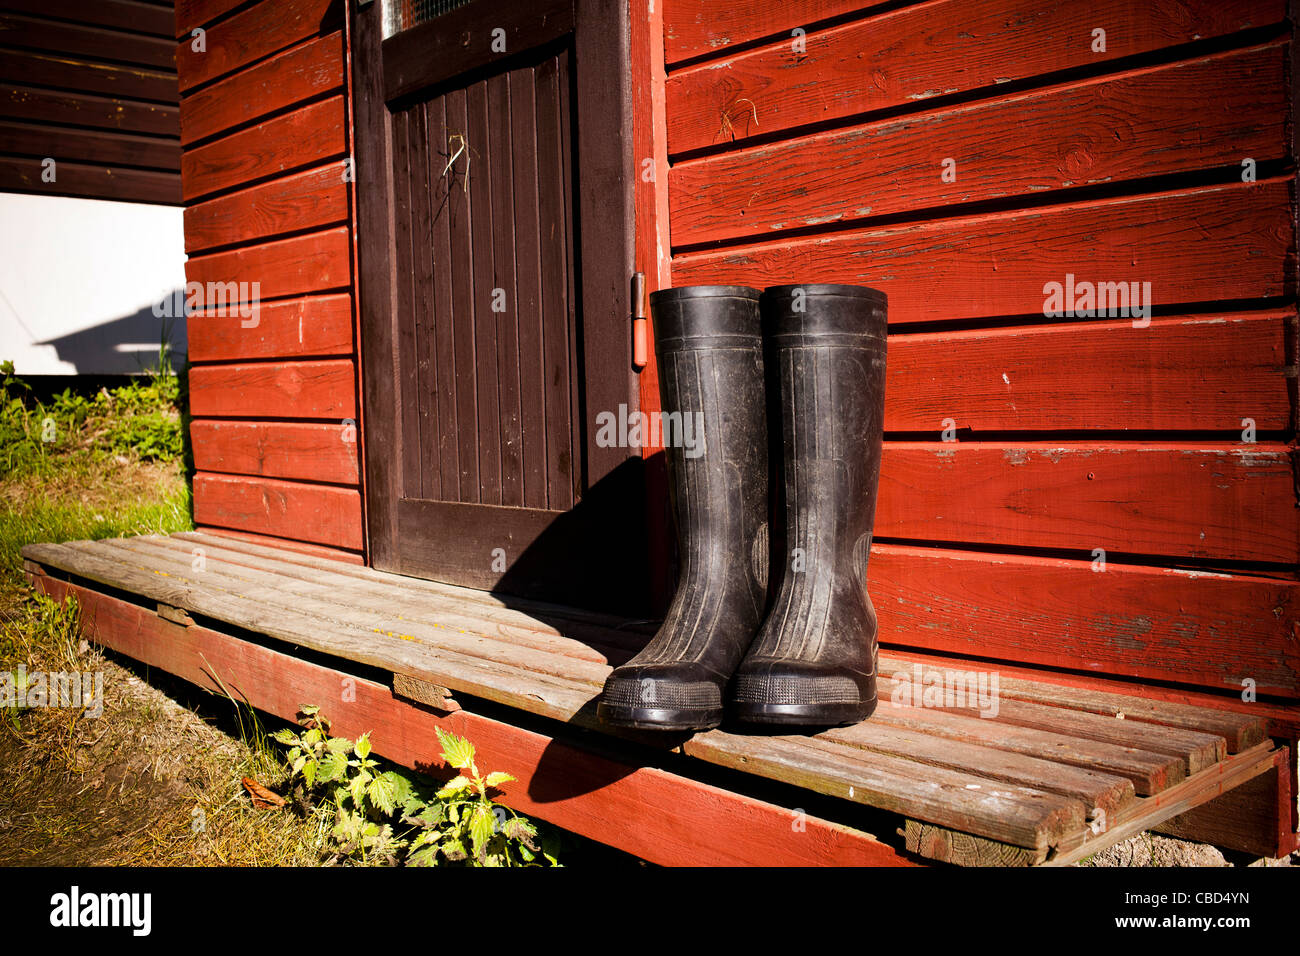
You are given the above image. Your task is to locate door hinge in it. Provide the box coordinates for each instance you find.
[631,271,647,371]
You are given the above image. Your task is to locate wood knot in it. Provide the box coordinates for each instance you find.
[1062,146,1094,177]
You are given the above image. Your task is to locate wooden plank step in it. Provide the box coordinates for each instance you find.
[165,535,1248,775]
[161,533,647,649]
[37,551,1289,865]
[101,538,624,684]
[166,543,1173,803]
[28,535,1283,860]
[27,546,1024,848]
[32,570,914,866]
[815,718,1135,816]
[173,530,654,636]
[877,671,1224,774]
[880,654,1266,753]
[72,537,620,691]
[21,536,1130,850]
[146,534,644,659]
[692,731,1087,852]
[26,541,604,723]
[119,535,1210,790]
[863,701,1184,796]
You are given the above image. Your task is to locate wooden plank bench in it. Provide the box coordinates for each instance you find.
[21,531,1298,866]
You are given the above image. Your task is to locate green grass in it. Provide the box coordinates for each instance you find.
[1,357,185,480]
[0,481,191,602]
[0,357,193,606]
[0,353,193,743]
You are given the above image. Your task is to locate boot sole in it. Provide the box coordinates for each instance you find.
[596,702,723,732]
[732,696,877,727]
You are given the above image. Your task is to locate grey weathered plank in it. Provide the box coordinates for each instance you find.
[144,535,638,663]
[865,700,1184,795]
[695,732,1087,851]
[904,820,1047,866]
[174,531,654,636]
[25,540,601,722]
[85,537,618,688]
[820,719,1135,816]
[880,654,1263,753]
[877,672,1224,774]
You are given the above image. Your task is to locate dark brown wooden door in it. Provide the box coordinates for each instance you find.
[353,0,648,613]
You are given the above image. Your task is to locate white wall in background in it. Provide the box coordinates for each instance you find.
[0,193,187,375]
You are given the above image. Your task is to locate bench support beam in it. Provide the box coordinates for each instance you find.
[1153,745,1297,859]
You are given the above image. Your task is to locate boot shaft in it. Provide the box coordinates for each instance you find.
[596,286,770,730]
[650,286,769,591]
[730,284,887,726]
[761,284,887,580]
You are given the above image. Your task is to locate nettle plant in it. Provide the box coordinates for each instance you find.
[271,706,555,866]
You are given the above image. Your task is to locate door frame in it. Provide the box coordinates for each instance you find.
[350,0,639,580]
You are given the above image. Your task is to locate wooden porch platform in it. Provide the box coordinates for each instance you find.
[22,531,1296,866]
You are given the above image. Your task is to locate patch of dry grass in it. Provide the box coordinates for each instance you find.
[0,451,329,866]
[0,593,328,866]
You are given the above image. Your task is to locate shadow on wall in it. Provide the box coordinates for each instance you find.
[37,292,188,375]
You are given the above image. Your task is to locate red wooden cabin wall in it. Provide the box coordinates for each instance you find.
[657,0,1300,705]
[176,0,366,561]
[0,0,182,204]
[173,0,1300,718]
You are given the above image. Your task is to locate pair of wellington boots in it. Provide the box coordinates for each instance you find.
[597,283,887,732]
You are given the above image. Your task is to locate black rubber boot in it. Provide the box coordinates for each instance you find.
[730,284,887,726]
[597,286,769,731]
